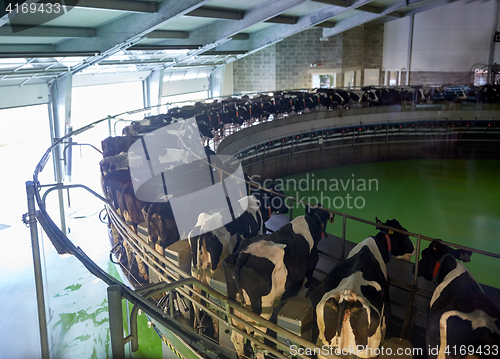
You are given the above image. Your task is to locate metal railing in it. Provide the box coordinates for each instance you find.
[27,102,500,359]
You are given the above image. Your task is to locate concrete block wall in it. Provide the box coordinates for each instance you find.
[342,27,364,69]
[233,45,276,93]
[363,25,384,69]
[233,25,384,93]
[275,28,343,90]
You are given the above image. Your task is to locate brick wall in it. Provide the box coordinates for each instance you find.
[233,45,276,93]
[275,28,342,90]
[363,25,384,69]
[342,27,364,69]
[233,25,384,93]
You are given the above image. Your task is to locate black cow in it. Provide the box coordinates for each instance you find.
[316,218,415,358]
[224,205,334,359]
[416,241,500,359]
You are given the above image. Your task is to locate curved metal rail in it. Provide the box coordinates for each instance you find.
[28,102,500,359]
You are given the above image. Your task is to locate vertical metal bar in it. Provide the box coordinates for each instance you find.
[107,115,113,137]
[341,214,347,260]
[401,234,421,339]
[489,0,500,83]
[406,14,414,86]
[108,285,126,359]
[130,305,140,353]
[26,181,50,359]
[169,290,174,318]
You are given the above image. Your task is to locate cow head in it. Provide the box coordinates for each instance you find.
[306,204,335,239]
[376,217,415,261]
[416,240,472,282]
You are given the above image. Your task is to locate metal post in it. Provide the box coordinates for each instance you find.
[401,234,421,339]
[107,115,113,137]
[406,14,414,86]
[26,181,50,359]
[341,214,347,260]
[108,284,126,359]
[489,0,500,84]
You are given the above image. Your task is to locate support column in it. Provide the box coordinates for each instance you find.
[489,0,500,83]
[107,285,126,358]
[48,75,72,235]
[26,181,50,359]
[143,68,165,115]
[406,14,414,86]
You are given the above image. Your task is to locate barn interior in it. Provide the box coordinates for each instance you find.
[1,0,500,358]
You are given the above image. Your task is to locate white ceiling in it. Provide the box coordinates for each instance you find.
[0,0,469,88]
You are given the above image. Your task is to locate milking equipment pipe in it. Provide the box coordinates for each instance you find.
[26,181,50,359]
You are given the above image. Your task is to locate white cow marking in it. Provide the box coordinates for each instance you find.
[348,237,387,279]
[430,262,483,308]
[291,216,314,252]
[437,309,500,359]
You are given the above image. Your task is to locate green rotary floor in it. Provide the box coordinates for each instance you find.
[279,159,500,289]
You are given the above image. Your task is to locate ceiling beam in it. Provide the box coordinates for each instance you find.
[40,0,158,13]
[216,0,378,54]
[181,0,309,46]
[0,44,57,53]
[265,15,298,24]
[54,0,211,75]
[56,0,210,53]
[186,6,244,20]
[0,67,69,76]
[147,30,189,39]
[314,0,403,17]
[0,25,96,37]
[313,0,349,6]
[203,51,247,55]
[129,45,202,50]
[0,52,99,58]
[322,0,431,38]
[232,33,250,40]
[315,21,336,28]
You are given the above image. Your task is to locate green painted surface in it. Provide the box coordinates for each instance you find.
[279,159,500,288]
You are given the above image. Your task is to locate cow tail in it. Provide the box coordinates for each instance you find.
[336,299,349,338]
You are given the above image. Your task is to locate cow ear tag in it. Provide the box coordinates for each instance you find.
[388,230,394,234]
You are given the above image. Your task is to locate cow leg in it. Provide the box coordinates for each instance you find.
[230,327,246,358]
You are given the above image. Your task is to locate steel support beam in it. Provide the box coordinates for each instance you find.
[0,44,56,53]
[315,21,335,28]
[0,25,96,37]
[314,0,403,16]
[143,68,164,115]
[232,33,250,40]
[147,30,189,39]
[321,0,428,39]
[186,6,244,20]
[265,15,298,24]
[41,0,158,13]
[130,45,201,51]
[216,0,377,54]
[185,0,309,46]
[54,0,211,75]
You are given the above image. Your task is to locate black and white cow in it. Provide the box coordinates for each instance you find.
[188,195,265,287]
[417,241,500,359]
[224,206,334,359]
[316,218,415,358]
